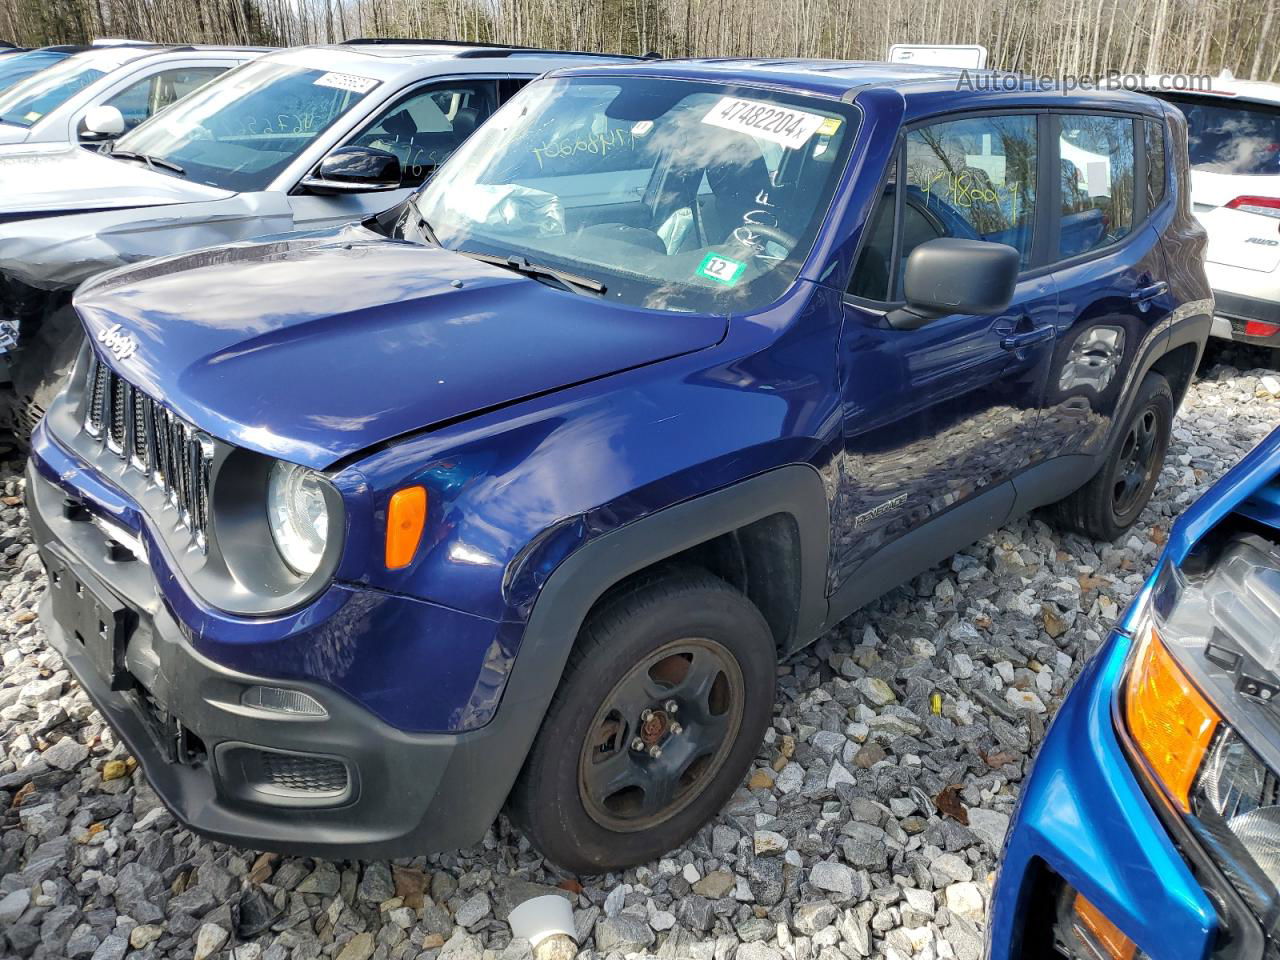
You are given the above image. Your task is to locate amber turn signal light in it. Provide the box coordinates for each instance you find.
[1072,892,1137,960]
[1124,627,1219,810]
[385,486,427,570]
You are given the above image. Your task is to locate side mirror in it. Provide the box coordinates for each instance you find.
[80,105,125,141]
[301,145,402,195]
[886,238,1020,330]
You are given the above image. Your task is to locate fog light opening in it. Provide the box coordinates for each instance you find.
[240,685,327,717]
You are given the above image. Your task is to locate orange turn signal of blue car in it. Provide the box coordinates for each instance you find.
[990,425,1280,960]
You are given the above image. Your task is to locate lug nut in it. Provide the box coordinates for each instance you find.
[670,722,683,735]
[640,709,654,722]
[665,700,679,714]
[631,737,645,751]
[648,745,663,759]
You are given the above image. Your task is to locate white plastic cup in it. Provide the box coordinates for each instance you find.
[508,894,578,948]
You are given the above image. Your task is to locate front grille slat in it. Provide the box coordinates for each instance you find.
[80,349,213,552]
[108,374,127,452]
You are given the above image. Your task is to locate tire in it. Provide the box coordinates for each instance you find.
[508,570,776,874]
[6,304,83,448]
[1045,370,1174,541]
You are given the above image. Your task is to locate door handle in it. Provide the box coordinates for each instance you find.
[1129,280,1169,307]
[1000,325,1056,351]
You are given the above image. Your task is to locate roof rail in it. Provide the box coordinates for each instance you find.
[455,47,645,60]
[341,37,649,59]
[343,37,526,48]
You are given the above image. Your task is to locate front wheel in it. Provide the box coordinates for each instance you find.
[508,571,776,874]
[1045,370,1174,541]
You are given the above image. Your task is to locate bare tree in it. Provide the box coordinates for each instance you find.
[1,0,1278,80]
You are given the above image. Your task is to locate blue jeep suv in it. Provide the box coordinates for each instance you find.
[27,59,1212,873]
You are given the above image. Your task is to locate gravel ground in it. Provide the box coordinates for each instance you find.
[1,341,1278,960]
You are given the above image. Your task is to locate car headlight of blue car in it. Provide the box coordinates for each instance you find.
[267,461,336,576]
[1122,533,1280,936]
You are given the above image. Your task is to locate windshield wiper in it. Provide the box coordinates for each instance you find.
[110,149,186,177]
[405,197,440,246]
[462,252,607,296]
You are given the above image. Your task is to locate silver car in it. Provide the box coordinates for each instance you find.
[0,40,638,434]
[0,43,266,147]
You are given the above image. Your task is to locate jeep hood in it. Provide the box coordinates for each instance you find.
[74,227,728,468]
[0,143,232,218]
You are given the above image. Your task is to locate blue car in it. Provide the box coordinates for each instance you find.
[990,425,1280,960]
[27,59,1212,872]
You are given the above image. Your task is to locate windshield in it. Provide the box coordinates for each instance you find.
[0,55,105,127]
[0,49,69,95]
[112,59,379,192]
[1166,94,1280,175]
[408,76,858,314]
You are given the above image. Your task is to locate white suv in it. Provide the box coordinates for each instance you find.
[1151,76,1280,357]
[0,40,638,435]
[0,43,266,147]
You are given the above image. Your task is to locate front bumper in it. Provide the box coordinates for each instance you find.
[26,452,526,859]
[988,617,1218,959]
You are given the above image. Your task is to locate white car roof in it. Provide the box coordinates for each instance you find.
[260,41,639,85]
[53,44,269,76]
[1146,72,1280,109]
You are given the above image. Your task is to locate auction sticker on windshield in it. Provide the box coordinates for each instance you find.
[697,252,747,286]
[313,72,378,94]
[702,96,828,149]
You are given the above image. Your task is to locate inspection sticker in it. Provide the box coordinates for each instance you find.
[701,96,827,149]
[313,72,379,94]
[696,252,747,286]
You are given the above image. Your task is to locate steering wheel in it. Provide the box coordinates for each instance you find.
[732,222,798,253]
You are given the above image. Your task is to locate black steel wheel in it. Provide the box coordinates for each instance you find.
[1045,370,1173,541]
[578,637,744,832]
[508,570,776,874]
[1111,403,1161,518]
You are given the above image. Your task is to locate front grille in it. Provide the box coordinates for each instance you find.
[259,753,349,794]
[83,351,213,551]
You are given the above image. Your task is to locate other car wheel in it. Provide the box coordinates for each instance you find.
[1046,370,1174,541]
[508,570,776,874]
[7,304,83,446]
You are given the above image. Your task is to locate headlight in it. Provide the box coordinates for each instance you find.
[1121,531,1280,922]
[267,461,331,576]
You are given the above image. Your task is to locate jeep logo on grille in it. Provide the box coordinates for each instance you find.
[97,323,138,362]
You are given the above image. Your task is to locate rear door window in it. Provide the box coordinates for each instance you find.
[1058,114,1136,259]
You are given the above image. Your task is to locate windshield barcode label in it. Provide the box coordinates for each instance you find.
[313,72,378,94]
[701,97,828,149]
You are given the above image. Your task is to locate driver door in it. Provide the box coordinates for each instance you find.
[287,77,502,232]
[833,112,1057,587]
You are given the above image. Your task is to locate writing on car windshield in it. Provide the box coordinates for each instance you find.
[408,76,858,315]
[0,61,106,127]
[109,61,378,192]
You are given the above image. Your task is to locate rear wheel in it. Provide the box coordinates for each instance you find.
[508,571,776,874]
[1045,370,1173,541]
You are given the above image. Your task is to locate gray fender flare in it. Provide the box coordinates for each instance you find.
[426,463,831,842]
